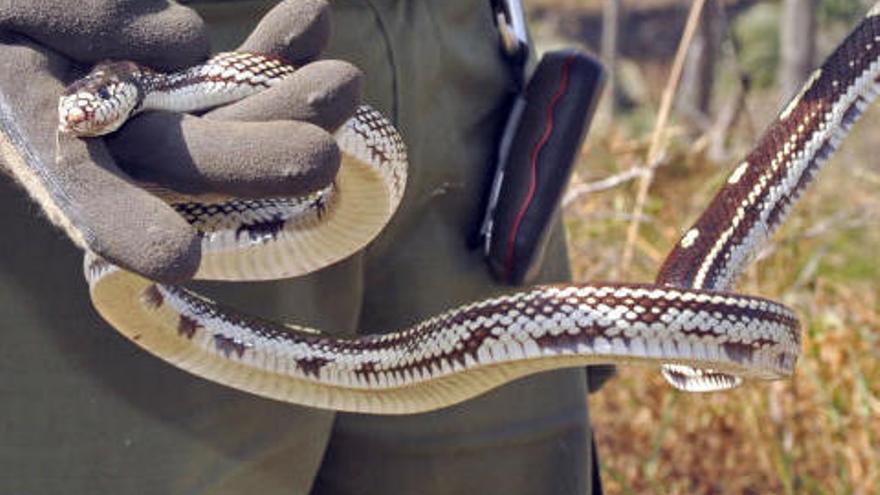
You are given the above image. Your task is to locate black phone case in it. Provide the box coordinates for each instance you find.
[485,49,605,284]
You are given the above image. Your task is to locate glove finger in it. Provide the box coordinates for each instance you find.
[106,112,340,198]
[0,1,209,70]
[237,0,330,65]
[207,60,363,132]
[56,134,202,282]
[0,37,201,282]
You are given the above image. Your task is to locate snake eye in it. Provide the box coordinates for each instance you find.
[97,87,111,100]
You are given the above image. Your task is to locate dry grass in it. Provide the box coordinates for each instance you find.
[561,41,880,495]
[529,1,879,490]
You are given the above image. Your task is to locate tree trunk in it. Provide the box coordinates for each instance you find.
[677,0,721,133]
[779,0,817,101]
[600,0,621,119]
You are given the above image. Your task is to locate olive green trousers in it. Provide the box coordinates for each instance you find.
[0,1,598,493]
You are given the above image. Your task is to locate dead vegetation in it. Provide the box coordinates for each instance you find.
[546,1,880,492]
[569,115,880,493]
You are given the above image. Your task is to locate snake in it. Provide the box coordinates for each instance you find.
[56,6,880,414]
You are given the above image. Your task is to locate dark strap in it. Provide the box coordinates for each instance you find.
[484,49,605,284]
[591,434,605,495]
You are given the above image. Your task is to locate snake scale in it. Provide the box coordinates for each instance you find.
[57,6,879,414]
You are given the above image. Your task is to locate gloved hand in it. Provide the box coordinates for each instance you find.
[0,0,362,283]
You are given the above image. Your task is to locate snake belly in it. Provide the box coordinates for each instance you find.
[72,6,880,413]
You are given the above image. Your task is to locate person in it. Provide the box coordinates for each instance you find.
[0,1,607,493]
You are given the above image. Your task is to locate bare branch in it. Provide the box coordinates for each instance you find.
[618,0,709,276]
[563,167,648,207]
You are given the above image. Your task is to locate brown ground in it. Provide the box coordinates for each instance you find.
[536,1,880,492]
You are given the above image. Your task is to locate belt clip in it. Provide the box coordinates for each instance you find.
[478,93,527,257]
[493,0,529,66]
[479,0,529,256]
[481,0,530,257]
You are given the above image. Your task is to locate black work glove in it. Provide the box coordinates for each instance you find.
[0,0,362,283]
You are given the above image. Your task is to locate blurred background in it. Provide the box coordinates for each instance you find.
[525,0,880,492]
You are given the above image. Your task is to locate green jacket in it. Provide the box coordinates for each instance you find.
[0,1,600,493]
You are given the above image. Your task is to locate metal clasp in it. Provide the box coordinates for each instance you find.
[493,0,529,64]
[479,0,531,256]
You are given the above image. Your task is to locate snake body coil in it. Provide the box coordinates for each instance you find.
[59,7,880,413]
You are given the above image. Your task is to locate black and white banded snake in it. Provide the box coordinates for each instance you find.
[58,5,879,414]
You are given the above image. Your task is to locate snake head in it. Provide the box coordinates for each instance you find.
[58,61,144,137]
